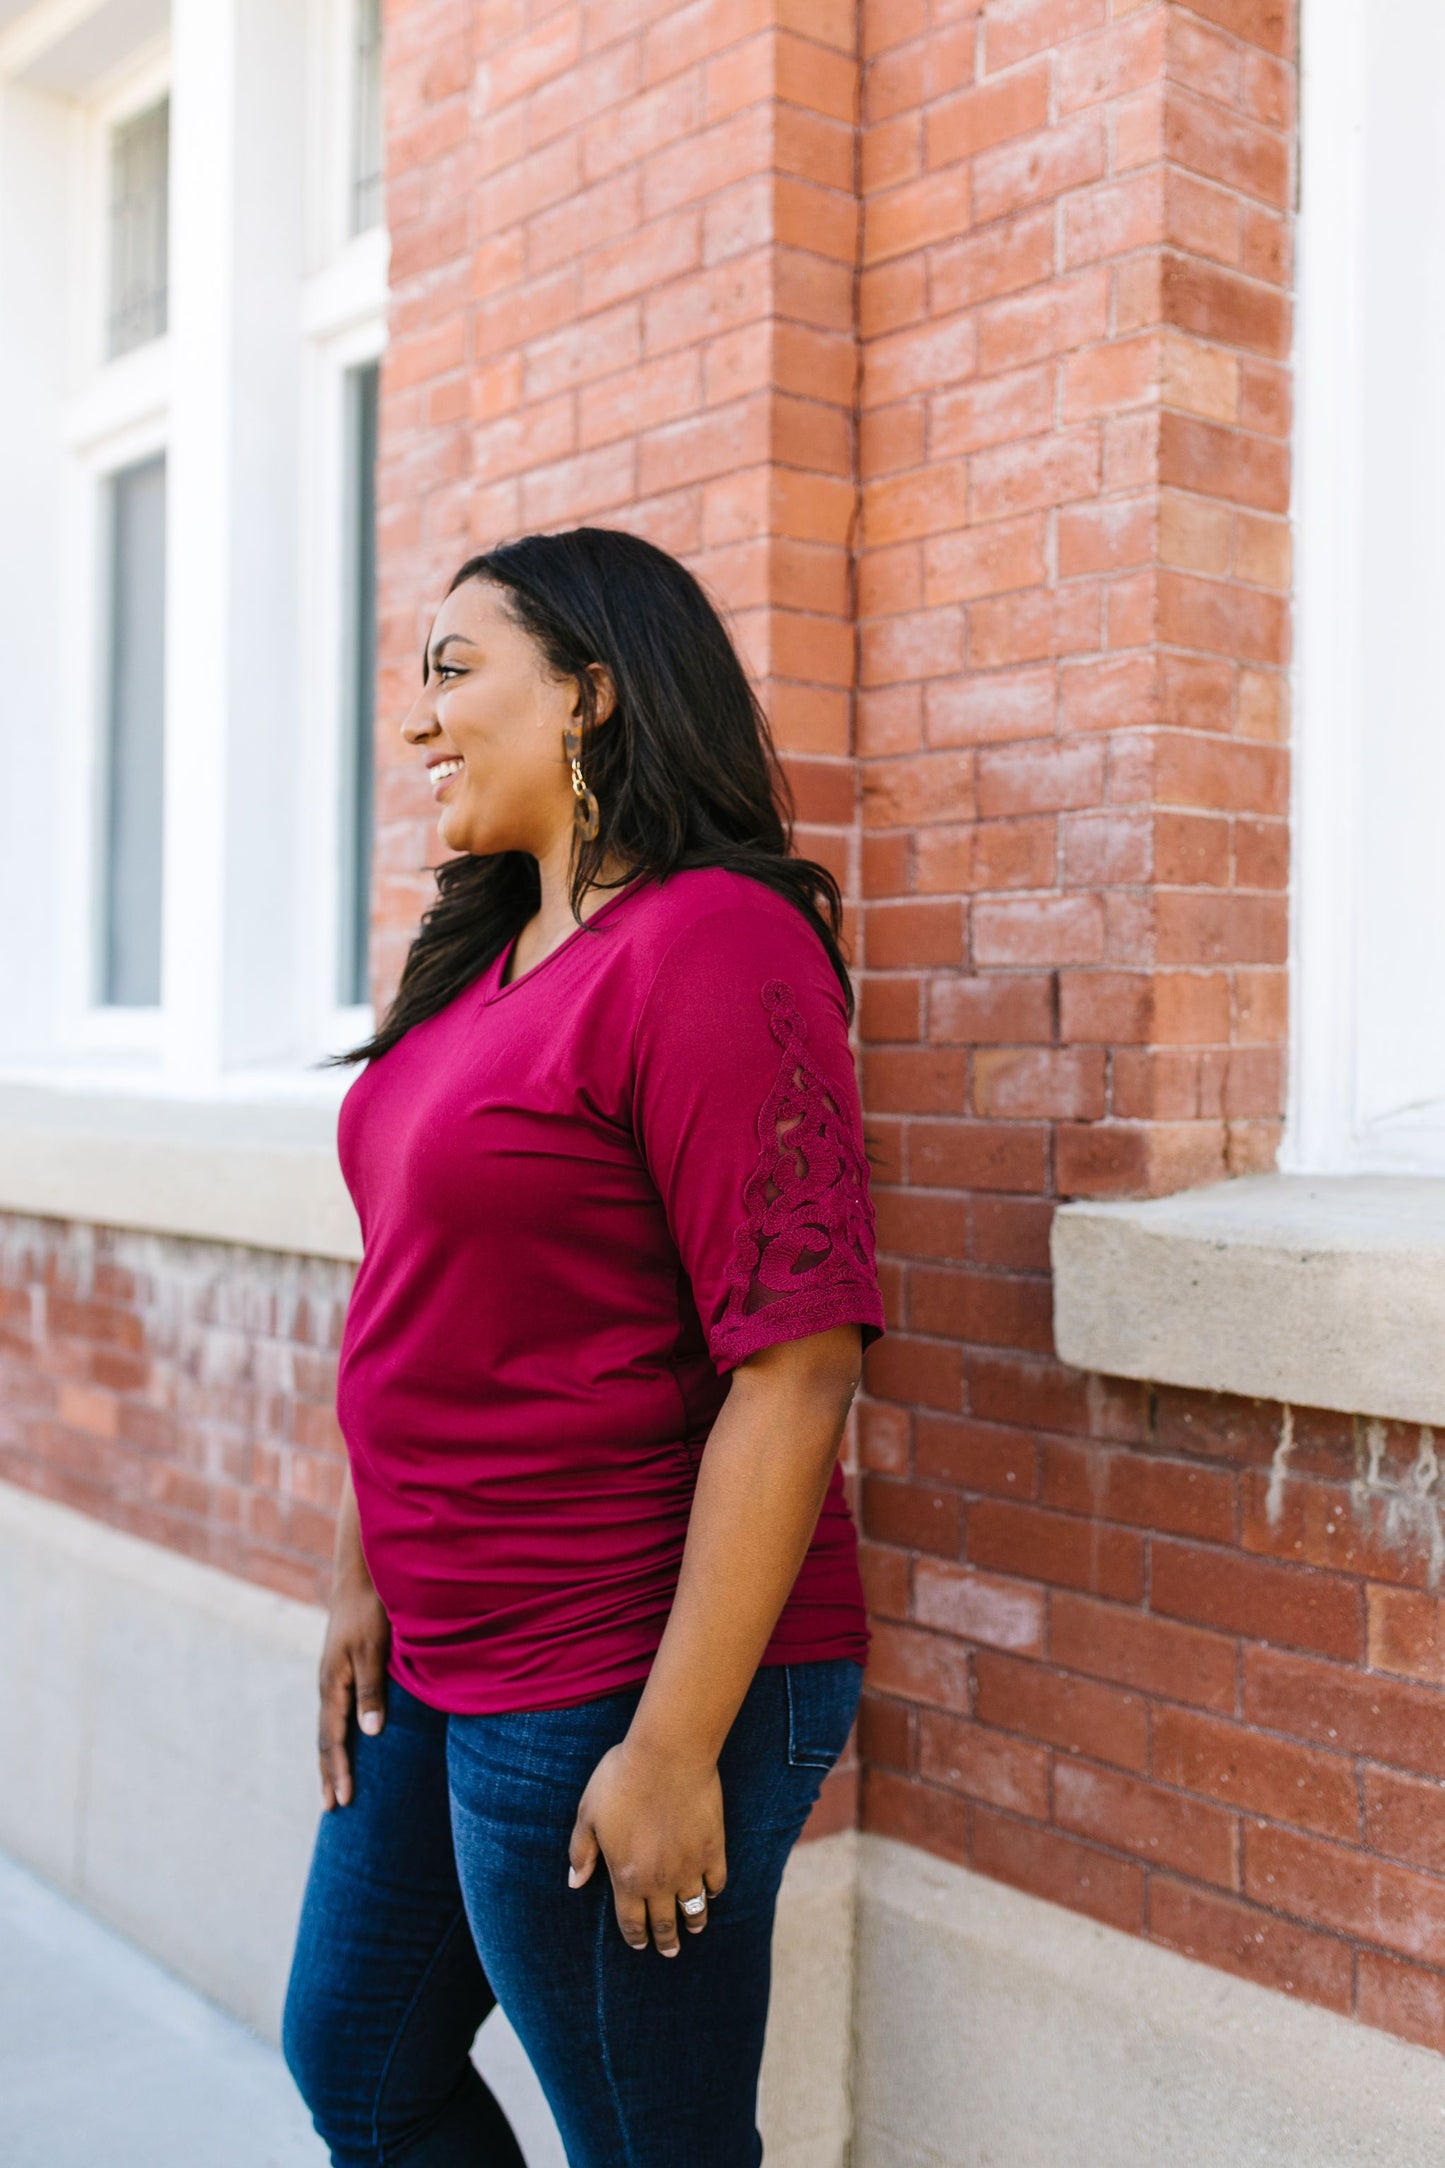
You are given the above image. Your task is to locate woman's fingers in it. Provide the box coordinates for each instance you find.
[352,1640,388,1738]
[612,1888,651,1952]
[565,1742,729,1955]
[648,1895,681,1958]
[567,1818,600,1890]
[678,1851,725,1937]
[317,1658,355,1810]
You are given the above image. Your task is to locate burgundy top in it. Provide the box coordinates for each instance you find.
[335,866,886,1714]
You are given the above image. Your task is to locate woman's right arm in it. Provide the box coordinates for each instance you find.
[316,1460,391,1810]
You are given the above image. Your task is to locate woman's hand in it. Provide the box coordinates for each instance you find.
[564,1330,860,1954]
[317,1573,391,1809]
[317,1463,391,1810]
[567,1736,727,1957]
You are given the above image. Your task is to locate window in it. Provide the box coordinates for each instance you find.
[107,96,169,359]
[296,0,389,1041]
[0,0,386,1093]
[350,0,384,236]
[100,455,167,1008]
[1290,0,1445,1174]
[338,360,379,1008]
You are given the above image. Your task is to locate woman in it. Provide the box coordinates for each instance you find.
[282,526,885,2168]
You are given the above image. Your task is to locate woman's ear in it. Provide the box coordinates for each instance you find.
[582,661,618,730]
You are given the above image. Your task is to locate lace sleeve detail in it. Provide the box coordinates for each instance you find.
[713,979,881,1365]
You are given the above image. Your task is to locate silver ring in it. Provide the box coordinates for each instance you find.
[680,1891,707,1916]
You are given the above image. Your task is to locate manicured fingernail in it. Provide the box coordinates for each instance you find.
[360,1711,381,1735]
[567,1866,581,1887]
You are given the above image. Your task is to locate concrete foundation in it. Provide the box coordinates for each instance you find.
[853,1838,1445,2167]
[7,1476,1445,2166]
[0,1478,849,2168]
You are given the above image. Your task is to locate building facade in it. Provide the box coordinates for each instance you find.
[5,0,1445,2158]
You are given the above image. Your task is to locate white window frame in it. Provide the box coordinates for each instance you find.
[56,44,173,1064]
[90,62,170,368]
[62,403,171,1060]
[299,304,387,1062]
[1288,0,1445,1175]
[0,0,387,1104]
[300,0,388,1063]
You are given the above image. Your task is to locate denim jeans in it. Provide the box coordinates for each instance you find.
[282,1657,864,2168]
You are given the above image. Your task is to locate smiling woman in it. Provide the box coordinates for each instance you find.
[284,526,885,2168]
[334,525,857,1069]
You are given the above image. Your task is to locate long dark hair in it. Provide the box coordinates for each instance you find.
[330,526,852,1066]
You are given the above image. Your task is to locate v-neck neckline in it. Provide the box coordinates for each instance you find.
[484,872,653,1004]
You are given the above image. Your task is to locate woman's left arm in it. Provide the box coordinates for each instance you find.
[567,1322,864,1957]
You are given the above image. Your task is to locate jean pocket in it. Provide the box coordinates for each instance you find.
[784,1659,864,1771]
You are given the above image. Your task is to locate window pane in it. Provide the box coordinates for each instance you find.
[1353,6,1445,1153]
[338,362,379,1007]
[350,0,384,236]
[108,98,169,360]
[102,455,167,1008]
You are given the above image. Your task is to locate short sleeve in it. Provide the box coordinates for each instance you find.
[632,894,886,1375]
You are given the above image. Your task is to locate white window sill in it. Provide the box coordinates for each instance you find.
[1051,1173,1445,1427]
[0,1079,360,1262]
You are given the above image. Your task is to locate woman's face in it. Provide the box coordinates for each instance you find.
[400,577,610,859]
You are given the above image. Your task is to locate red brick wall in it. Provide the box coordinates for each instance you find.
[0,1215,349,1605]
[859,1369,1445,2053]
[854,0,1293,1214]
[373,0,865,993]
[841,0,1445,2058]
[11,0,1445,2066]
[9,1205,1445,2045]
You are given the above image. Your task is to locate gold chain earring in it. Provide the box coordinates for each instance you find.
[563,723,600,842]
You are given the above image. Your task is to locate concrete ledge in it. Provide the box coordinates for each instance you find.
[855,1835,1445,2166]
[0,1083,360,1260]
[1052,1172,1445,1425]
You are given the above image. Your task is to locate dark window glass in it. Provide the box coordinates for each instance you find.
[338,362,379,1008]
[350,0,384,235]
[102,455,167,1008]
[108,98,169,359]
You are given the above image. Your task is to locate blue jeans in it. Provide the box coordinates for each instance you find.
[282,1658,864,2167]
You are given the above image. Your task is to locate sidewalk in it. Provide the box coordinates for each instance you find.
[0,1850,564,2167]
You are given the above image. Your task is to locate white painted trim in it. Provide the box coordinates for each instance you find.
[1053,1172,1445,1425]
[60,335,169,453]
[300,222,389,341]
[0,0,109,78]
[0,3,168,102]
[1,0,387,1093]
[77,42,172,378]
[1285,0,1365,1175]
[1289,0,1445,1176]
[305,0,387,271]
[297,214,387,1056]
[0,76,77,1068]
[58,395,170,1061]
[10,42,177,1069]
